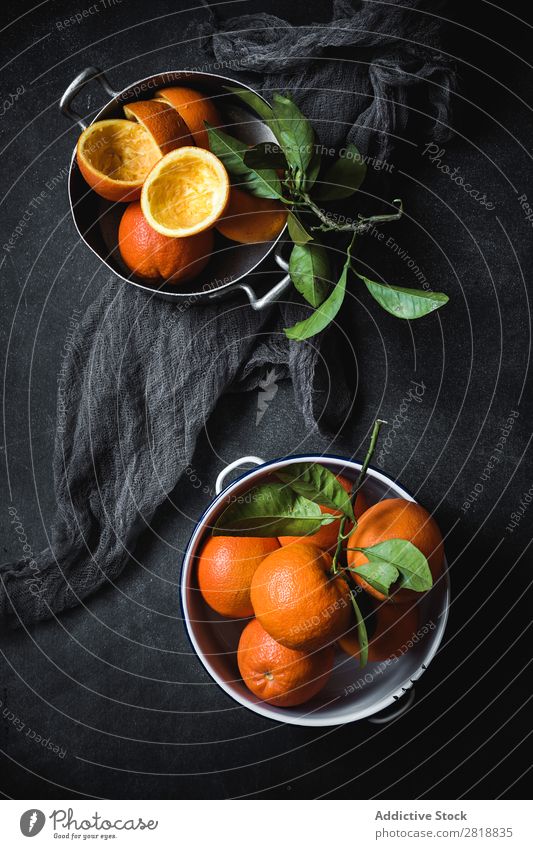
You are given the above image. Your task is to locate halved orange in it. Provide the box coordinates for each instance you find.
[141,146,230,238]
[155,87,221,149]
[77,119,161,202]
[123,100,193,154]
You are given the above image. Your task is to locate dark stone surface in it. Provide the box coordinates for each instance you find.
[0,0,531,798]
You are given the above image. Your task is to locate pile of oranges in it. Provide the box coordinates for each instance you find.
[197,475,444,709]
[76,87,287,284]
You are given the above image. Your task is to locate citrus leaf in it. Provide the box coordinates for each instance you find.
[349,560,399,596]
[213,482,336,537]
[225,87,283,152]
[271,93,315,174]
[313,144,367,200]
[289,243,331,308]
[356,272,449,319]
[244,142,288,170]
[287,211,313,245]
[276,462,355,521]
[357,539,433,592]
[225,86,277,127]
[305,147,322,191]
[284,250,348,340]
[205,124,282,199]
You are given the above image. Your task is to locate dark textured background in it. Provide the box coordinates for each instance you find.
[1,0,532,799]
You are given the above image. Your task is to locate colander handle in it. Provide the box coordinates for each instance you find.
[215,456,265,494]
[60,66,120,131]
[235,248,291,310]
[368,686,416,724]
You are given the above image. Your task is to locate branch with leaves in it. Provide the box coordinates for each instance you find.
[206,88,449,340]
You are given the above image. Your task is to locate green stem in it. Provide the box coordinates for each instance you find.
[347,581,368,668]
[332,419,387,667]
[331,419,386,574]
[352,418,387,498]
[297,194,403,234]
[298,192,335,228]
[360,198,403,225]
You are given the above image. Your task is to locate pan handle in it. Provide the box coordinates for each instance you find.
[215,456,265,494]
[235,246,291,310]
[368,686,416,724]
[60,66,120,131]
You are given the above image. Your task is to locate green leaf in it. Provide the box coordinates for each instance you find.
[356,272,449,320]
[313,144,367,200]
[349,560,399,597]
[284,235,356,341]
[205,124,282,200]
[357,539,433,592]
[276,462,355,521]
[225,86,276,126]
[304,148,322,191]
[285,262,346,340]
[244,142,287,170]
[271,93,315,175]
[289,243,331,308]
[287,212,313,246]
[213,482,336,537]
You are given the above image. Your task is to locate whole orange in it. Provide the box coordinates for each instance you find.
[347,498,444,604]
[278,475,368,552]
[118,202,213,282]
[250,542,351,651]
[216,187,287,244]
[238,618,334,707]
[197,535,279,618]
[338,601,419,662]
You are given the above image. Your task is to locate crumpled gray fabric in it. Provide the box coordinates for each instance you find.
[0,0,456,628]
[0,283,318,629]
[207,0,456,157]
